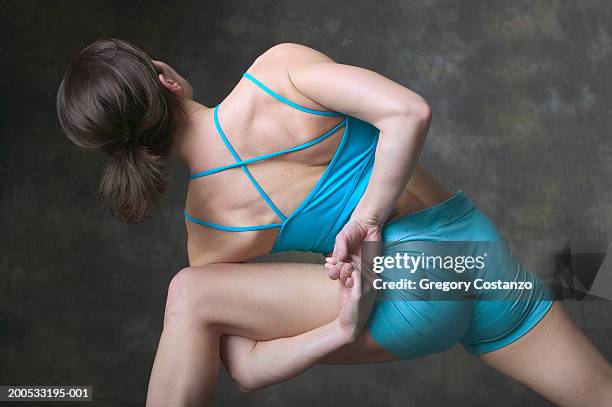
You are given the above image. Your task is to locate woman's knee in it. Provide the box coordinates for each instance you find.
[164,265,222,325]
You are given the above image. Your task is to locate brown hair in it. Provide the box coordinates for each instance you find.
[56,38,185,223]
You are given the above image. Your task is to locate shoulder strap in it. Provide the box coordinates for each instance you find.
[243,72,343,117]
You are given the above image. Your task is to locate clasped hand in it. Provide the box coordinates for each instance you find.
[324,216,382,343]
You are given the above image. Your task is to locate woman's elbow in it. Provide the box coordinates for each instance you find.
[236,381,256,394]
[382,97,432,132]
[230,371,256,393]
[228,367,264,394]
[235,377,270,394]
[403,98,432,128]
[378,100,432,139]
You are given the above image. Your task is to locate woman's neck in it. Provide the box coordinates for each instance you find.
[169,98,211,163]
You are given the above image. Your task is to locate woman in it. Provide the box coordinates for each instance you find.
[57,39,612,406]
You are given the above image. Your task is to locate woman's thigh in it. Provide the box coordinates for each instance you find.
[179,262,340,339]
[181,261,397,363]
[479,301,612,406]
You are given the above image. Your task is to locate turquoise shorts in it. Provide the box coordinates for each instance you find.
[366,191,553,359]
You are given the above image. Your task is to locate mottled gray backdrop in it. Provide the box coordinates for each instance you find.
[1,1,611,406]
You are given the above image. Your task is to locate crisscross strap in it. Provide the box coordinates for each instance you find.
[243,72,344,117]
[211,105,287,221]
[185,74,348,233]
[189,116,347,179]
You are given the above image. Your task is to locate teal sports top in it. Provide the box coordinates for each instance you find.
[184,72,379,254]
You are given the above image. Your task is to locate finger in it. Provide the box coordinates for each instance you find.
[327,262,342,280]
[333,233,349,262]
[345,276,354,288]
[325,257,339,265]
[324,262,337,279]
[338,262,349,283]
[339,262,352,284]
[352,269,362,294]
[327,268,339,280]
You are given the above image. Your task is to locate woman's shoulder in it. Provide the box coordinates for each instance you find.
[249,42,334,74]
[240,43,337,115]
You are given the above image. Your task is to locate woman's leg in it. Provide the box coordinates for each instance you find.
[479,302,612,407]
[218,296,612,406]
[146,262,394,406]
[146,263,612,406]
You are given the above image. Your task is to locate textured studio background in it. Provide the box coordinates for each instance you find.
[2,1,611,406]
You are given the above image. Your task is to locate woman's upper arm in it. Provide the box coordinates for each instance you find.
[280,44,431,128]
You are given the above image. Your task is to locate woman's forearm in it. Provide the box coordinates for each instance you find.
[222,318,349,392]
[352,109,432,225]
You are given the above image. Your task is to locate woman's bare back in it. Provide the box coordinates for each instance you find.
[183,45,450,265]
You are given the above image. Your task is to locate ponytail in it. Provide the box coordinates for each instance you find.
[100,145,168,223]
